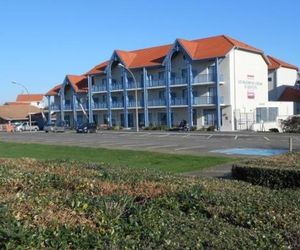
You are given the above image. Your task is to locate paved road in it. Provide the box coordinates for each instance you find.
[1,130,299,157]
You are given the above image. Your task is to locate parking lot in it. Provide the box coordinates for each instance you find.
[1,130,300,157]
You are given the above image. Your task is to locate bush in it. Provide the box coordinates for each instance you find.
[282,116,300,133]
[206,125,215,131]
[269,128,279,133]
[232,164,300,188]
[1,158,300,248]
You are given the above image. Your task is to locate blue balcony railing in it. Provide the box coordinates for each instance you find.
[64,104,72,110]
[170,77,188,86]
[92,85,106,92]
[127,81,143,89]
[93,102,107,109]
[193,96,215,105]
[192,96,224,105]
[171,97,188,106]
[148,79,165,88]
[111,83,123,91]
[50,104,60,110]
[148,99,166,106]
[193,73,224,84]
[128,100,144,107]
[112,102,123,108]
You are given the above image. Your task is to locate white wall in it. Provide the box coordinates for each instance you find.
[229,49,269,131]
[276,67,298,86]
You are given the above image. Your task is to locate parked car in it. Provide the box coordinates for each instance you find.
[76,123,97,133]
[44,121,66,133]
[14,122,39,132]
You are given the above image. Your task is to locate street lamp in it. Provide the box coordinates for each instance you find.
[118,63,139,132]
[11,81,32,132]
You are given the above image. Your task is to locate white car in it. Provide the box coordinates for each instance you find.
[15,122,39,132]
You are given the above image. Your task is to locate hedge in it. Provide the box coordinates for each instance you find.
[232,164,300,188]
[1,158,300,248]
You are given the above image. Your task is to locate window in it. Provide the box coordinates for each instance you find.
[112,79,117,84]
[208,87,216,97]
[181,69,187,79]
[158,112,167,125]
[128,95,134,102]
[203,110,215,126]
[208,65,215,75]
[128,77,134,84]
[256,107,268,123]
[102,95,106,103]
[268,77,272,82]
[192,70,198,77]
[93,97,99,104]
[171,72,176,81]
[159,90,165,99]
[112,96,118,103]
[158,72,165,80]
[102,79,107,85]
[268,107,278,122]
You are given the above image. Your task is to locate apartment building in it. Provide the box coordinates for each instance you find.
[46,35,299,131]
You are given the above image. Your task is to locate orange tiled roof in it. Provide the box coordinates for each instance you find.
[0,104,41,121]
[46,84,62,96]
[278,87,300,102]
[267,55,298,71]
[16,94,44,102]
[66,75,88,93]
[85,61,109,75]
[86,35,267,74]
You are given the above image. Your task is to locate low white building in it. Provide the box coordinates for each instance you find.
[46,35,299,132]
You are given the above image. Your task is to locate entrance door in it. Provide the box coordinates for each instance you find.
[128,113,134,127]
[203,110,215,126]
[193,109,197,126]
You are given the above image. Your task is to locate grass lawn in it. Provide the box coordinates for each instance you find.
[0,141,234,173]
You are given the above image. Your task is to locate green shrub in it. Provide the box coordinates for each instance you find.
[232,164,300,188]
[282,116,300,133]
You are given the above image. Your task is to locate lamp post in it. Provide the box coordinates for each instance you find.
[118,63,139,132]
[11,81,32,132]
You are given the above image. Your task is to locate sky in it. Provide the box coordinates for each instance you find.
[0,0,299,104]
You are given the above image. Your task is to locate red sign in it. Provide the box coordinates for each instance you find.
[247,91,255,99]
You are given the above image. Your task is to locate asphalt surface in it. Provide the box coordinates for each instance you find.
[1,130,299,157]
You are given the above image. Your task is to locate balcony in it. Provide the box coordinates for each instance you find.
[111,83,123,91]
[193,73,224,84]
[148,99,166,107]
[192,96,224,105]
[112,102,123,108]
[50,104,60,111]
[76,103,88,110]
[92,85,106,92]
[64,104,72,111]
[171,97,188,106]
[128,100,144,107]
[93,102,107,109]
[148,79,165,88]
[127,81,143,89]
[170,77,188,86]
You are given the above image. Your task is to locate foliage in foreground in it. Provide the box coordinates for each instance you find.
[232,153,300,188]
[1,158,300,249]
[282,116,300,133]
